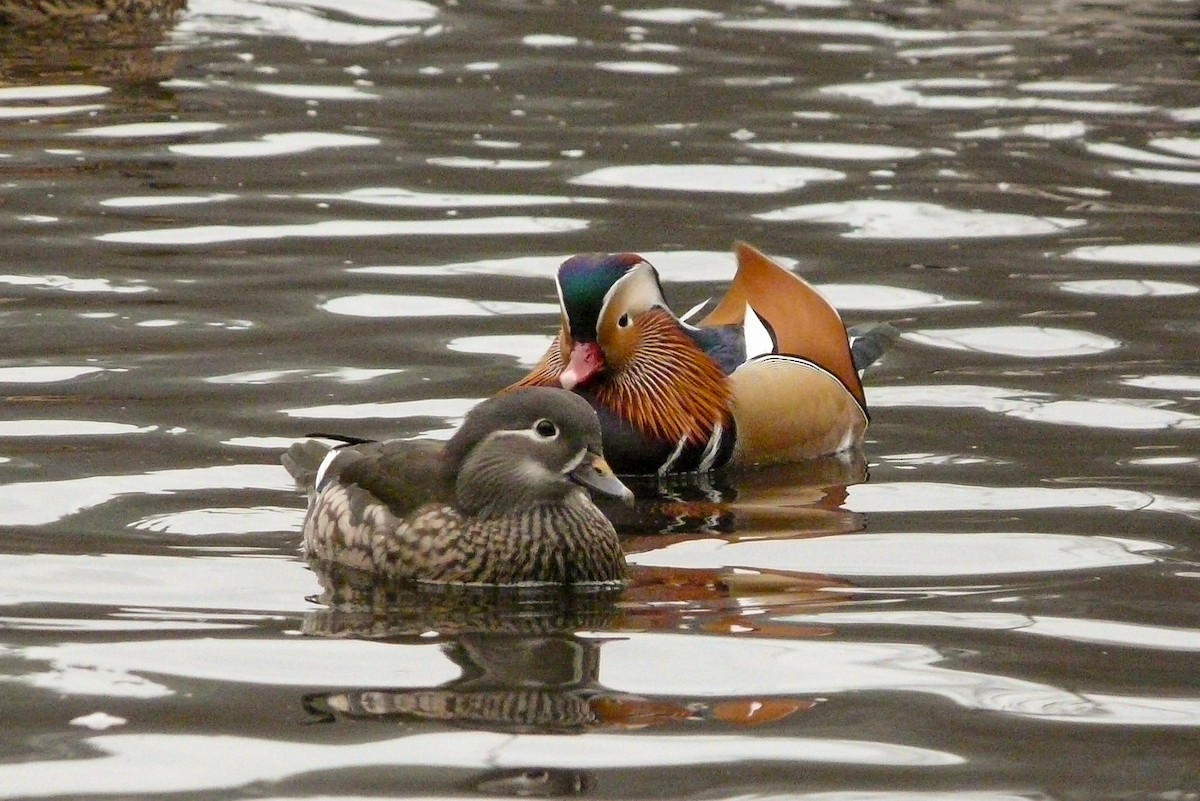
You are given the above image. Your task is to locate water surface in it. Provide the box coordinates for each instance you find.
[1,0,1198,798]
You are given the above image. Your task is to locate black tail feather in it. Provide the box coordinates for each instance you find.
[305,432,376,446]
[848,322,900,373]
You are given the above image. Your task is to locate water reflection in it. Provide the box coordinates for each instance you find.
[168,131,379,158]
[319,294,556,318]
[748,141,923,160]
[0,420,155,437]
[0,102,104,120]
[179,0,439,45]
[774,611,1200,652]
[628,531,1163,577]
[280,396,480,422]
[252,83,379,101]
[100,193,237,209]
[599,633,1200,726]
[297,186,604,208]
[0,365,107,382]
[719,17,1017,42]
[755,200,1085,238]
[845,481,1198,520]
[69,712,126,731]
[1084,141,1200,167]
[129,505,299,535]
[593,61,681,75]
[97,216,589,245]
[304,632,610,733]
[0,465,289,526]
[869,384,1200,432]
[473,768,590,797]
[619,451,867,538]
[569,164,844,192]
[70,121,226,138]
[0,728,961,799]
[0,273,151,293]
[1058,279,1199,297]
[0,553,312,611]
[902,326,1119,357]
[1064,243,1200,265]
[299,569,829,741]
[824,77,1156,115]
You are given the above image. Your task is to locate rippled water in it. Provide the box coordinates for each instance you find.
[1,0,1198,798]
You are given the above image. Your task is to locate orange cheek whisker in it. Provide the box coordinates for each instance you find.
[508,311,733,448]
[597,310,732,446]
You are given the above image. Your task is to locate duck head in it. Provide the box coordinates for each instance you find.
[445,387,634,517]
[554,252,671,390]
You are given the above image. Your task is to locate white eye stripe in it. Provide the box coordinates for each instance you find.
[560,448,587,475]
[597,262,663,325]
[491,428,560,445]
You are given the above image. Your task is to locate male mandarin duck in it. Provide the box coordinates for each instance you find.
[282,388,632,587]
[510,242,890,475]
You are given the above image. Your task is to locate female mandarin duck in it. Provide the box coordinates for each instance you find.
[282,388,632,587]
[510,242,886,475]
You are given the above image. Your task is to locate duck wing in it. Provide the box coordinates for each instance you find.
[699,241,865,408]
[330,440,451,519]
[284,438,450,518]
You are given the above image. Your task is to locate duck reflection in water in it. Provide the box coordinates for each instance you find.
[300,560,831,738]
[303,628,608,735]
[473,768,591,798]
[616,448,868,539]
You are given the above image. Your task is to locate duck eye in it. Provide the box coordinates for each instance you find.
[617,313,632,328]
[534,419,558,438]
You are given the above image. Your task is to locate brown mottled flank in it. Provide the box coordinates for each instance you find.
[302,481,626,585]
[0,0,184,25]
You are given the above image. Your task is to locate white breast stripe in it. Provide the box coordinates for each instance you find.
[697,423,724,472]
[658,433,690,476]
[492,428,557,445]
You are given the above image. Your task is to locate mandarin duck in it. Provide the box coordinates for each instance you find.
[510,242,888,475]
[282,388,632,587]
